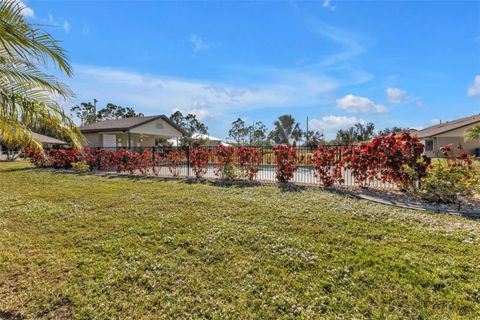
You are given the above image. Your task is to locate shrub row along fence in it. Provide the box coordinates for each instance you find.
[24,132,436,191]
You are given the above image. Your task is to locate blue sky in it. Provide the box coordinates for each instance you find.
[23,0,480,139]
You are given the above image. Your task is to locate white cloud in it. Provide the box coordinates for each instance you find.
[172,107,216,121]
[386,87,406,103]
[16,0,34,18]
[307,22,369,67]
[67,64,339,117]
[322,0,336,11]
[309,115,364,138]
[467,75,480,97]
[62,20,71,33]
[43,13,70,33]
[190,34,208,54]
[336,94,388,114]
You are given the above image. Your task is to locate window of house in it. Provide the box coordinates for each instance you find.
[425,139,433,151]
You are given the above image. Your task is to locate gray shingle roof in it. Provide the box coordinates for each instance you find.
[30,132,68,145]
[79,115,186,135]
[417,114,480,138]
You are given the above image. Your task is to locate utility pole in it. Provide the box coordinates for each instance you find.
[93,98,98,122]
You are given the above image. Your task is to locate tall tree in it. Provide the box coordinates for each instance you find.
[71,102,97,126]
[0,1,82,150]
[71,102,144,125]
[464,125,480,141]
[248,121,268,146]
[335,127,356,145]
[268,115,303,145]
[303,130,324,147]
[228,118,249,145]
[334,122,375,144]
[169,110,208,146]
[97,103,144,120]
[353,122,375,142]
[377,126,406,137]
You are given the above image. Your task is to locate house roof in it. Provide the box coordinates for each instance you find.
[416,114,480,138]
[192,133,222,141]
[79,115,187,135]
[30,132,68,145]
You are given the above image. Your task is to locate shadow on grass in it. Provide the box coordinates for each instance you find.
[0,311,24,320]
[0,167,34,173]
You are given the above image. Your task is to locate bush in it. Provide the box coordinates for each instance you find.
[236,146,261,180]
[273,145,300,183]
[165,150,185,177]
[214,145,238,180]
[71,161,90,173]
[343,132,429,189]
[23,149,51,167]
[48,149,84,169]
[189,147,211,179]
[311,146,344,186]
[420,144,479,203]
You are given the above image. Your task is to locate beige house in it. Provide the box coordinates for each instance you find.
[79,115,186,148]
[415,114,480,157]
[30,132,68,148]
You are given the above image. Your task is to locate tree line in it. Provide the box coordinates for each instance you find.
[68,101,408,147]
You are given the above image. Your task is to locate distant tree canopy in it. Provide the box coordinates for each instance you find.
[303,130,324,147]
[335,122,375,145]
[71,101,144,126]
[268,115,303,145]
[228,118,249,145]
[227,119,268,146]
[249,121,268,146]
[169,110,208,147]
[377,126,407,137]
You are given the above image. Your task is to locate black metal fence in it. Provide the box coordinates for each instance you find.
[86,145,397,189]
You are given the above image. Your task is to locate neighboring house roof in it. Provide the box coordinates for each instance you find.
[30,132,68,145]
[417,114,480,138]
[79,115,187,135]
[191,133,222,141]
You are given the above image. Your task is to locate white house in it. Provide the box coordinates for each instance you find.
[79,115,186,148]
[415,113,480,157]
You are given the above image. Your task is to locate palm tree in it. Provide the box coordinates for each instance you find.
[0,1,82,151]
[464,125,480,141]
[268,115,303,145]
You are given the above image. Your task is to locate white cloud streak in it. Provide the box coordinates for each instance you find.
[467,75,480,97]
[190,34,208,54]
[322,0,336,11]
[307,22,369,67]
[386,87,406,103]
[336,94,388,114]
[67,64,340,116]
[16,0,34,18]
[309,115,364,138]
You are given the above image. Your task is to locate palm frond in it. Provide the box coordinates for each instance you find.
[0,0,81,151]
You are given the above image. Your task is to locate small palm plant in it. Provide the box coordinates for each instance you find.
[464,125,480,142]
[0,0,82,150]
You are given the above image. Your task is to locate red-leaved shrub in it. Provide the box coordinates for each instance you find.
[189,147,211,178]
[311,145,344,186]
[343,132,429,189]
[164,150,185,176]
[23,149,51,167]
[273,145,300,183]
[236,146,261,180]
[214,145,237,179]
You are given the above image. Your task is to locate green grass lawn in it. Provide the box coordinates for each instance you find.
[1,162,479,319]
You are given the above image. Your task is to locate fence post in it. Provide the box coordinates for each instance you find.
[186,145,190,177]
